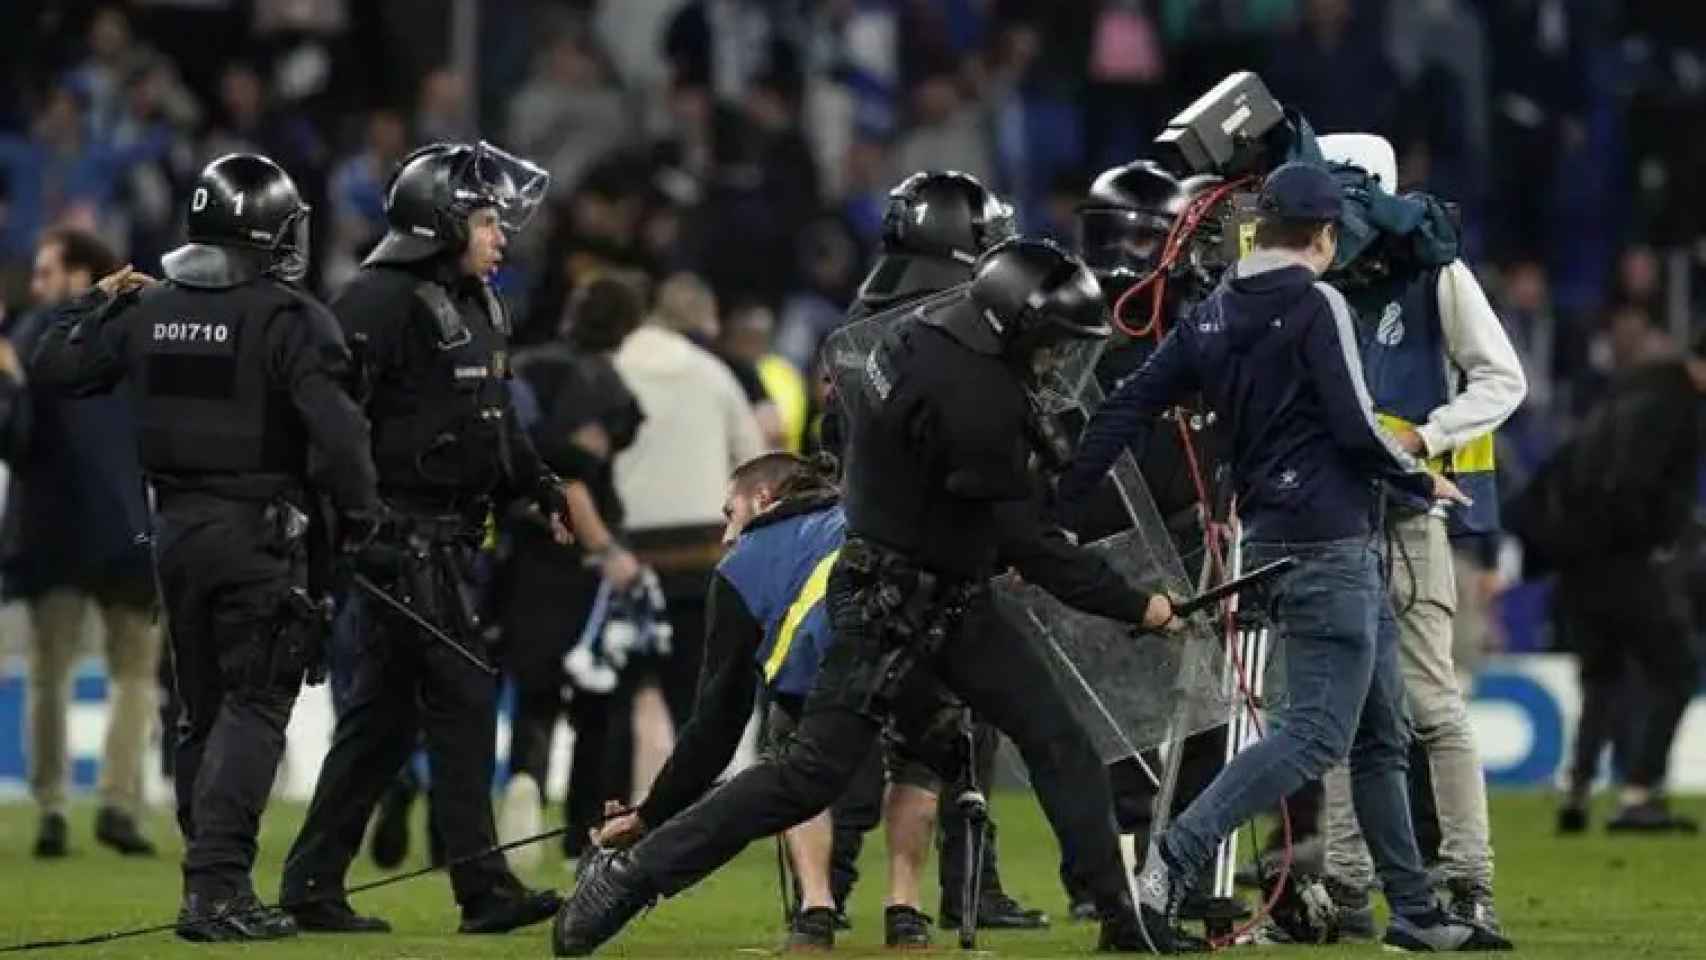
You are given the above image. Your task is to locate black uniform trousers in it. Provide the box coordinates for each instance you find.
[1562,552,1698,793]
[281,534,513,908]
[631,566,1130,914]
[156,491,307,899]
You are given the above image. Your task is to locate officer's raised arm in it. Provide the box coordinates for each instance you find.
[26,271,149,396]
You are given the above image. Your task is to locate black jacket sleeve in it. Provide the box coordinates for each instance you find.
[25,289,133,398]
[637,572,763,826]
[272,296,379,513]
[994,497,1155,624]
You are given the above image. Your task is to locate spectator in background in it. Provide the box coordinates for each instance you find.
[113,56,202,270]
[722,300,806,452]
[502,278,646,861]
[0,85,172,267]
[507,26,634,202]
[1264,0,1397,138]
[0,228,159,859]
[840,127,895,250]
[614,271,765,787]
[664,0,802,103]
[326,107,408,289]
[775,215,862,375]
[415,67,475,145]
[888,60,998,188]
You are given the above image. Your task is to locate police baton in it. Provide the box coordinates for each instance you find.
[350,571,499,676]
[1138,556,1297,634]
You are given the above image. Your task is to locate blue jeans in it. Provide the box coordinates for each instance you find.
[1162,537,1433,917]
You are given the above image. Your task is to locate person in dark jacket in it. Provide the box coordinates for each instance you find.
[1511,331,1706,834]
[27,153,380,942]
[1062,163,1505,954]
[279,140,571,936]
[500,277,646,859]
[0,228,159,861]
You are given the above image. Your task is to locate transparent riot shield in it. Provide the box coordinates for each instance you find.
[821,293,1243,759]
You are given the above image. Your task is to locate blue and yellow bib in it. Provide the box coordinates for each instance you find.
[718,502,847,698]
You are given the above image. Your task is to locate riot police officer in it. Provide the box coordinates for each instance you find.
[278,140,571,935]
[27,153,380,942]
[835,170,1047,934]
[554,238,1180,956]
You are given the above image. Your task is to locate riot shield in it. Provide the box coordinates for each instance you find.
[821,295,1242,759]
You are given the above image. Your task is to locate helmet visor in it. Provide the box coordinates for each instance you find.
[1075,208,1173,277]
[1027,336,1106,414]
[458,140,551,234]
[270,204,311,283]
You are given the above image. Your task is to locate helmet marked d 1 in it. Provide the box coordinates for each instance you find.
[167,152,312,283]
[366,140,550,266]
[858,170,1018,307]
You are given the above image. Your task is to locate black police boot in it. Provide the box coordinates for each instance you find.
[787,906,837,951]
[941,890,1049,930]
[883,905,933,949]
[33,812,68,859]
[286,897,392,933]
[460,880,563,935]
[176,892,299,943]
[370,779,414,869]
[553,850,659,956]
[94,807,157,857]
[1606,798,1700,834]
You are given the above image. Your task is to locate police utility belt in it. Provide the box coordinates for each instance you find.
[841,537,982,713]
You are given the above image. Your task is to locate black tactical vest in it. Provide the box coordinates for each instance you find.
[125,280,310,478]
[367,277,516,495]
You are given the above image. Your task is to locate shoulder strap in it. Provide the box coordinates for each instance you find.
[413,281,472,350]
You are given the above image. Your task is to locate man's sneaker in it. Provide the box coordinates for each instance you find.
[370,780,414,869]
[176,892,299,942]
[461,884,563,934]
[94,807,157,856]
[1324,878,1376,942]
[1384,907,1513,952]
[940,891,1049,929]
[1606,799,1700,834]
[1556,804,1588,835]
[499,773,545,871]
[33,813,68,859]
[788,907,836,951]
[1257,871,1339,944]
[884,906,932,949]
[1129,841,1206,954]
[286,897,391,933]
[553,850,658,955]
[1446,880,1502,936]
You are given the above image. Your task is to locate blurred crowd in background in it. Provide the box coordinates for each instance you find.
[1,0,1704,807]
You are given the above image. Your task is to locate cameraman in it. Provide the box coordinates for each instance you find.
[1063,163,1507,953]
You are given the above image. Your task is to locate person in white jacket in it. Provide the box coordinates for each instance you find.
[1312,134,1527,940]
[614,273,765,774]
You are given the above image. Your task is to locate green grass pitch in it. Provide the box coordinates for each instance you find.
[0,791,1702,958]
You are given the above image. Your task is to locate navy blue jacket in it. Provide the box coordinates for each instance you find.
[1063,251,1433,544]
[0,308,152,600]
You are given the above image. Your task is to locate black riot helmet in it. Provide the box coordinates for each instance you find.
[365,140,550,266]
[928,237,1110,407]
[856,170,1016,307]
[1074,160,1188,297]
[161,153,311,286]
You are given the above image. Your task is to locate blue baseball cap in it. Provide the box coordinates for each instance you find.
[1258,161,1342,221]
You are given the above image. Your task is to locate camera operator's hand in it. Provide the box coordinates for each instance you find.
[592,799,646,849]
[533,476,577,546]
[1431,474,1473,507]
[1391,423,1427,456]
[94,264,157,299]
[1142,593,1187,634]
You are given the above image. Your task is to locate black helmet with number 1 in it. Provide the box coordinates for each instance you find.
[855,170,1017,311]
[365,140,551,266]
[162,153,311,287]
